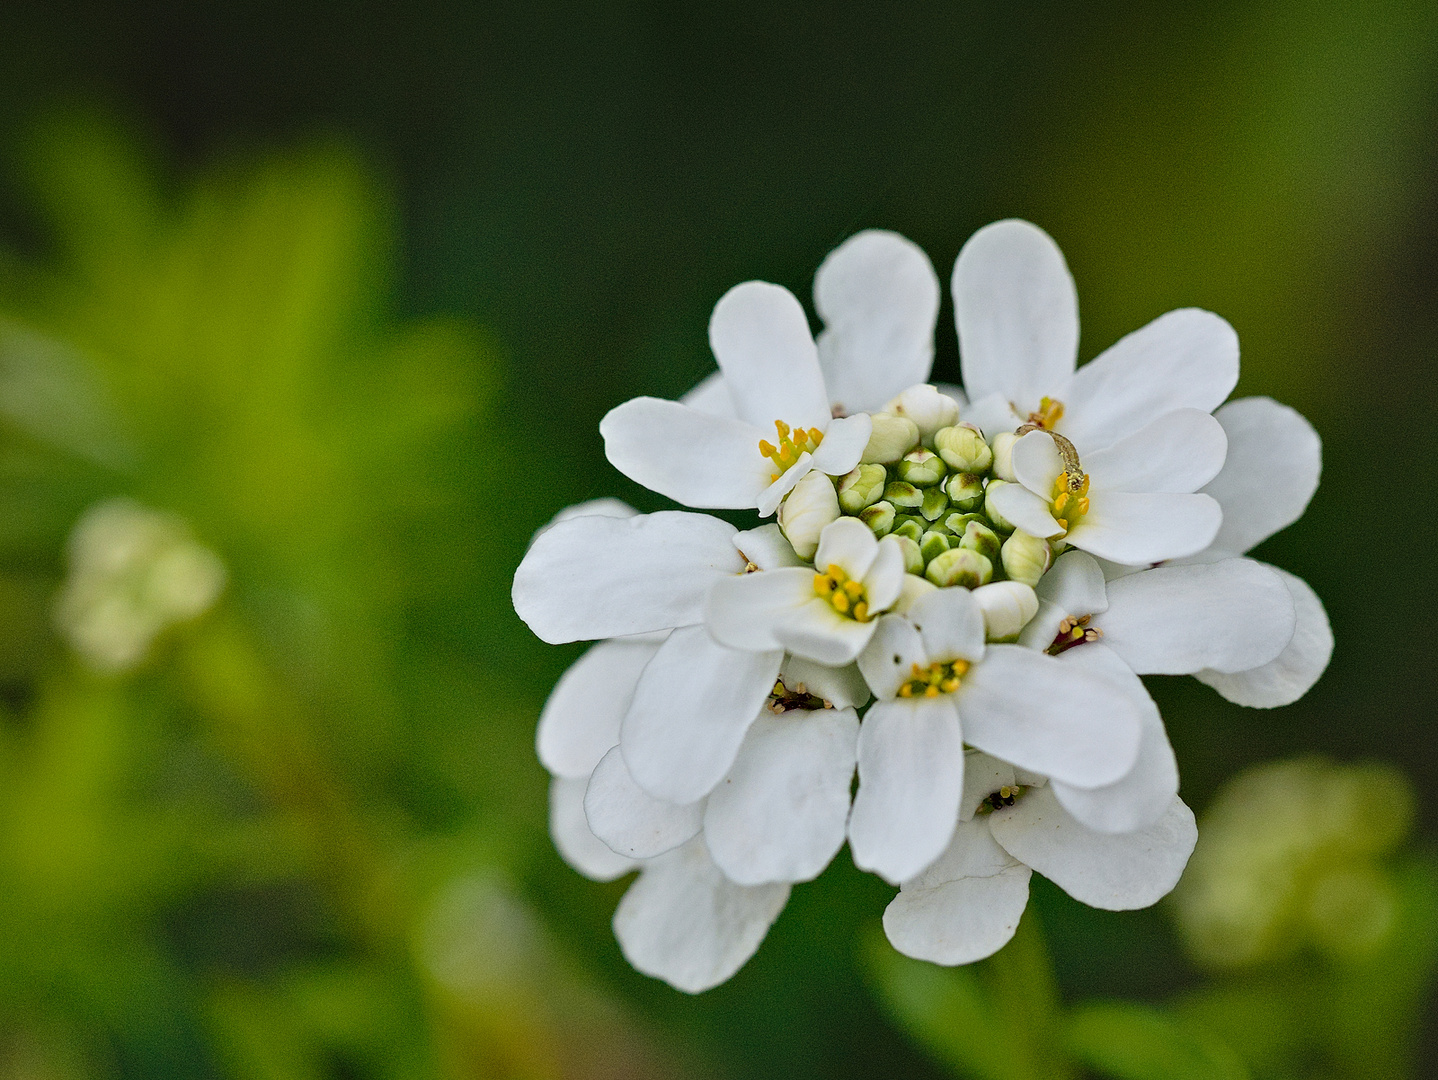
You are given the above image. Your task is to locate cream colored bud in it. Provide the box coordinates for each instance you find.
[838,464,888,513]
[892,517,924,543]
[972,581,1039,641]
[861,413,921,464]
[778,470,840,560]
[944,472,985,512]
[896,448,947,488]
[925,548,992,589]
[957,519,1001,561]
[884,480,923,509]
[983,480,1016,532]
[934,424,993,475]
[990,431,1018,482]
[1000,530,1052,587]
[891,535,924,575]
[859,500,895,537]
[918,530,950,564]
[883,384,960,443]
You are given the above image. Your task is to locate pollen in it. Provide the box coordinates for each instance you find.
[1026,397,1065,430]
[766,677,831,714]
[896,659,969,698]
[760,420,824,481]
[1050,470,1090,533]
[813,563,874,622]
[979,784,1025,813]
[1046,613,1103,655]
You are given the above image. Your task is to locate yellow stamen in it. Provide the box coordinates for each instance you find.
[832,592,850,613]
[896,659,969,699]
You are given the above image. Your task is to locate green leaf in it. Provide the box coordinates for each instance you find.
[1067,1001,1249,1080]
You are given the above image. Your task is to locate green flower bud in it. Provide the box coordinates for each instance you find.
[925,547,993,589]
[859,500,895,537]
[983,480,1016,532]
[891,535,924,575]
[941,511,984,535]
[884,384,961,443]
[862,412,921,464]
[1000,530,1052,587]
[884,481,924,509]
[944,472,985,511]
[892,518,924,543]
[920,487,950,522]
[971,581,1039,641]
[957,519,1001,562]
[934,423,994,474]
[778,469,841,560]
[838,463,888,513]
[990,431,1019,482]
[896,448,947,488]
[919,530,951,564]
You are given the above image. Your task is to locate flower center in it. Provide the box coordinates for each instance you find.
[759,420,824,482]
[896,659,970,698]
[766,677,830,714]
[1025,396,1064,430]
[813,563,873,622]
[977,784,1026,813]
[1050,470,1091,533]
[1045,613,1102,655]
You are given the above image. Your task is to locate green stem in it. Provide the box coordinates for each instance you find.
[984,905,1076,1080]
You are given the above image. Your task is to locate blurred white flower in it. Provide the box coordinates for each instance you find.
[54,498,226,672]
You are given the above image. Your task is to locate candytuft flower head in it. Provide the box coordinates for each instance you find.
[513,221,1328,992]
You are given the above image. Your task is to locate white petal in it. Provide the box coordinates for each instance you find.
[757,452,813,518]
[773,599,880,665]
[586,747,704,858]
[972,581,1040,642]
[989,788,1197,910]
[704,708,859,885]
[1195,567,1331,707]
[1011,430,1065,497]
[892,573,938,615]
[883,817,1032,965]
[706,567,817,653]
[956,644,1141,788]
[1058,308,1239,453]
[934,382,968,410]
[910,585,987,663]
[813,230,941,414]
[1048,644,1178,834]
[537,637,665,778]
[953,220,1079,409]
[620,626,782,803]
[536,497,638,539]
[600,397,772,509]
[680,370,737,418]
[961,391,1022,438]
[814,515,880,580]
[1017,598,1068,652]
[1100,558,1296,674]
[514,510,742,643]
[709,281,831,432]
[809,412,873,476]
[613,839,789,993]
[959,751,1017,821]
[1064,491,1221,565]
[986,482,1065,539]
[848,697,966,884]
[733,523,805,570]
[1203,396,1322,555]
[549,776,638,882]
[1083,409,1228,494]
[862,535,907,613]
[1036,550,1109,616]
[779,654,871,710]
[857,614,930,700]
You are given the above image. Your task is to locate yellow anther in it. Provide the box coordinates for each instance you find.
[896,659,968,699]
[808,427,823,445]
[898,684,913,698]
[832,591,850,613]
[775,420,791,439]
[759,439,777,458]
[924,684,940,698]
[940,677,960,693]
[1077,497,1090,514]
[826,564,847,583]
[843,579,864,599]
[1028,397,1065,430]
[1054,492,1069,514]
[758,420,826,477]
[813,573,833,595]
[851,601,868,622]
[814,562,873,622]
[1056,517,1068,530]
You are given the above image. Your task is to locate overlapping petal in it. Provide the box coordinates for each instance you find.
[1083,408,1227,494]
[549,776,639,882]
[709,281,832,431]
[585,747,705,859]
[536,635,665,778]
[1064,491,1221,565]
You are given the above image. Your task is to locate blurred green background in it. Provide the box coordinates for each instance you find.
[0,1,1433,1077]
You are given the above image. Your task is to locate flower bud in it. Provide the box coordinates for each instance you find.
[891,535,924,575]
[920,487,950,522]
[972,581,1039,641]
[990,431,1018,482]
[957,519,1001,561]
[1000,530,1052,587]
[859,500,895,537]
[919,530,950,564]
[778,469,840,560]
[944,472,985,511]
[892,517,924,543]
[861,413,921,464]
[983,480,1016,532]
[892,572,938,614]
[896,448,947,488]
[884,481,924,509]
[925,547,993,589]
[838,464,888,514]
[934,423,993,475]
[884,384,960,444]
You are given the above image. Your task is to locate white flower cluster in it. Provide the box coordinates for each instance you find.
[512,222,1331,993]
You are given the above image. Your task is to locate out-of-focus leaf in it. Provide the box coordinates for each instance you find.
[1066,1002,1249,1080]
